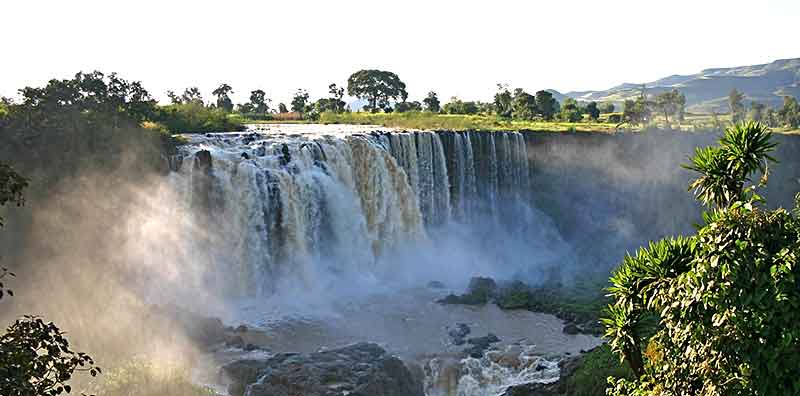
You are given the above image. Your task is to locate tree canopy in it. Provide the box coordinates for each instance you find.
[423,91,441,113]
[346,70,407,113]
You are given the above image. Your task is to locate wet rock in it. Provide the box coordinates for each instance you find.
[279,143,291,166]
[226,335,246,349]
[222,342,423,396]
[501,381,559,396]
[149,304,227,348]
[563,323,580,335]
[255,145,266,157]
[464,333,501,358]
[447,323,471,345]
[235,324,249,333]
[500,353,585,396]
[221,359,272,396]
[194,149,213,171]
[241,152,250,160]
[437,277,497,305]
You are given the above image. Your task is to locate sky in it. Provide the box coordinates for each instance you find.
[1,0,798,105]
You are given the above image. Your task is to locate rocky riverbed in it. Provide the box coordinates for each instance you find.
[172,282,602,396]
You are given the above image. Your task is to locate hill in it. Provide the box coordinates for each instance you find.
[564,58,800,113]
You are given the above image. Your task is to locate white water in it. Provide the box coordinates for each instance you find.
[167,124,591,396]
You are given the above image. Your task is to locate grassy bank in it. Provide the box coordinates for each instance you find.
[318,112,620,132]
[244,112,620,133]
[245,111,800,135]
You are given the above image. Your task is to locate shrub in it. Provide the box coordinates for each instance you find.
[155,103,244,133]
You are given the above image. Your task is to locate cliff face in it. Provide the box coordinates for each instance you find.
[524,131,800,270]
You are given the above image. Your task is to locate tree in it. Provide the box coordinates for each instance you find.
[600,102,616,114]
[423,91,441,113]
[604,121,800,395]
[179,87,204,105]
[166,90,181,104]
[346,70,407,113]
[749,101,766,122]
[0,165,101,396]
[559,98,583,122]
[315,84,346,113]
[654,89,685,125]
[622,96,651,125]
[728,88,745,123]
[778,96,800,128]
[278,103,288,113]
[212,84,234,112]
[510,88,537,120]
[585,101,600,121]
[0,163,29,228]
[443,97,479,115]
[291,89,310,114]
[248,89,270,113]
[535,90,557,121]
[394,101,422,113]
[493,84,513,118]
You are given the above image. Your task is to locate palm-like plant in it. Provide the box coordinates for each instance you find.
[603,121,778,384]
[685,121,775,208]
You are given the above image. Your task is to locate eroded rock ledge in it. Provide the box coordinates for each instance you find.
[221,342,424,396]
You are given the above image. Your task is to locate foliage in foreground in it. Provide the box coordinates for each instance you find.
[0,163,101,396]
[603,121,800,395]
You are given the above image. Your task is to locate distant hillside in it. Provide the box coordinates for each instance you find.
[564,58,800,113]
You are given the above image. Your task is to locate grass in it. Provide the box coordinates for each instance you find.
[316,112,621,133]
[245,111,800,135]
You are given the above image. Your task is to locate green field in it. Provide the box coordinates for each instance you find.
[245,111,800,134]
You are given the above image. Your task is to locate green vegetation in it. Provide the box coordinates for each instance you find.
[155,102,245,133]
[317,111,620,132]
[494,278,610,335]
[563,345,633,396]
[346,69,408,112]
[88,358,214,396]
[603,121,800,395]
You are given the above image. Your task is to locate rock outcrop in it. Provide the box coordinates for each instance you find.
[221,342,424,396]
[500,352,585,396]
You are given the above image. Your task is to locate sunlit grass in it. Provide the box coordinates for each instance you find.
[246,111,800,134]
[316,112,620,133]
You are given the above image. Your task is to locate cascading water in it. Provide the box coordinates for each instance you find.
[169,124,586,396]
[170,125,568,296]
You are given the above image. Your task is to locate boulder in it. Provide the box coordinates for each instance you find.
[447,323,471,345]
[437,277,497,305]
[500,353,586,396]
[562,323,580,335]
[464,333,501,358]
[222,342,424,396]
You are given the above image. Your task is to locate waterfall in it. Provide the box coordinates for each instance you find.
[170,126,570,296]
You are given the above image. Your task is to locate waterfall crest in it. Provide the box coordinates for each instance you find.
[170,125,571,296]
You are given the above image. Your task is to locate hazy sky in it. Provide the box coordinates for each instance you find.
[2,0,798,105]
